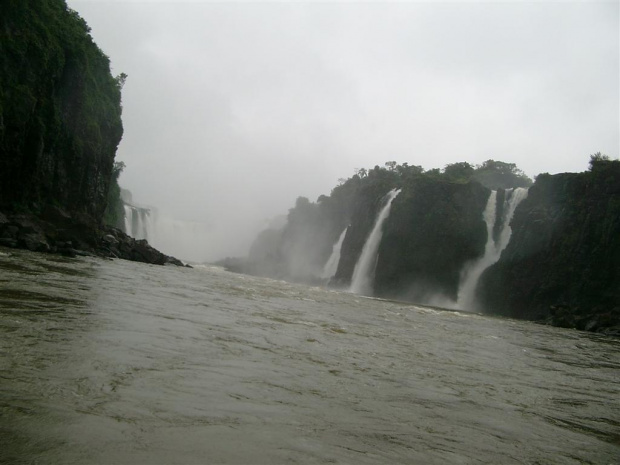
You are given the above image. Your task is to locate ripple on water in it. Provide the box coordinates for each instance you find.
[0,249,618,464]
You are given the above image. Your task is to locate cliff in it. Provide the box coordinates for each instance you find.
[478,160,620,332]
[240,164,494,301]
[0,0,123,222]
[0,1,184,267]
[374,179,489,302]
[237,158,620,334]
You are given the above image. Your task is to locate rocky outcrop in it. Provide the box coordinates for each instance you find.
[477,161,620,335]
[0,208,186,266]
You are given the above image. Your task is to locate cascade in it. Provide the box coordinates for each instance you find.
[321,226,348,280]
[123,204,152,241]
[456,187,528,310]
[121,203,216,262]
[124,205,133,237]
[350,188,401,296]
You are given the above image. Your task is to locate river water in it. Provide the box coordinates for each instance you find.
[1,248,618,464]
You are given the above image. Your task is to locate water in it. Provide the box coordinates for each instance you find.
[321,227,348,280]
[123,204,152,241]
[123,207,217,262]
[1,248,619,464]
[457,188,528,311]
[350,189,401,296]
[123,204,133,236]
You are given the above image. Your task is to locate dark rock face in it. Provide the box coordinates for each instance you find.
[332,179,490,301]
[477,163,620,334]
[375,180,489,302]
[332,184,395,286]
[0,0,123,222]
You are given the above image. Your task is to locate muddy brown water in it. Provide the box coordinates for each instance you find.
[1,248,618,464]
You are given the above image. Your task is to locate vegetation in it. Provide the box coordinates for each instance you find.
[471,160,532,189]
[0,0,124,221]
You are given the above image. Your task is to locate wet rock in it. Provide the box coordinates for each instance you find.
[102,234,118,245]
[0,211,185,267]
[59,247,77,258]
[41,206,72,225]
[0,238,17,248]
[18,232,50,253]
[1,225,19,239]
[548,304,577,329]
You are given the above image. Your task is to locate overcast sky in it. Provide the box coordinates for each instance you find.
[67,0,619,261]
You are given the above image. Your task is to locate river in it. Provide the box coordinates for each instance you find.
[1,248,618,464]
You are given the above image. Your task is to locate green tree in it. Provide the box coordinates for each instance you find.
[443,162,474,182]
[472,160,532,189]
[588,152,611,171]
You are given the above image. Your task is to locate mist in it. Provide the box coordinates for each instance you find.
[68,0,619,262]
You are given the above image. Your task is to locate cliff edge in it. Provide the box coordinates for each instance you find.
[478,159,620,333]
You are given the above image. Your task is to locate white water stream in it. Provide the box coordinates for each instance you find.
[457,188,528,310]
[321,226,348,280]
[350,189,401,296]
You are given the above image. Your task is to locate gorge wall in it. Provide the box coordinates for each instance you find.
[0,1,183,267]
[0,0,123,223]
[237,159,619,334]
[478,160,620,331]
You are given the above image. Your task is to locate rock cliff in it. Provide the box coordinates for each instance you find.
[374,179,489,302]
[237,158,619,334]
[478,160,620,332]
[0,0,123,223]
[0,1,184,266]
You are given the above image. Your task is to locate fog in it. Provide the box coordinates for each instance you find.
[68,0,619,262]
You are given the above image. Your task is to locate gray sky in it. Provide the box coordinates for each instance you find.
[68,0,619,261]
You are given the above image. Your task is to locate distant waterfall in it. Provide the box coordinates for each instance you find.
[321,227,348,280]
[121,204,218,262]
[123,204,153,241]
[350,189,401,296]
[457,187,528,310]
[124,205,133,236]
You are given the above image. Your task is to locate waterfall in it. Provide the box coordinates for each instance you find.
[321,226,348,280]
[124,205,133,237]
[456,187,528,310]
[350,188,401,296]
[122,204,152,241]
[121,204,220,262]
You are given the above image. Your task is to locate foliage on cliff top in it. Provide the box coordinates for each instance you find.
[0,0,124,221]
[319,159,530,224]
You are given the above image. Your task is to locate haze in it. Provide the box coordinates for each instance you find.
[67,0,619,262]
